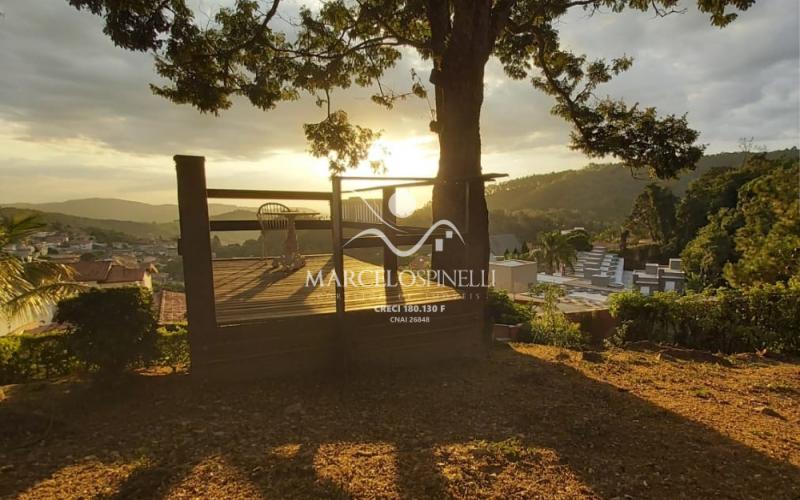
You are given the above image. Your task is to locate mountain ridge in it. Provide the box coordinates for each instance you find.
[5,149,797,229]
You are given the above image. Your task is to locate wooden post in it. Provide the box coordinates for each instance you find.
[382,187,398,284]
[330,177,345,315]
[175,155,217,370]
[330,176,349,369]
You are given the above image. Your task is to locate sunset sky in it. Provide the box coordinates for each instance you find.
[0,0,798,205]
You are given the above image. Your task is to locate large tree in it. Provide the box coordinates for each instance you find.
[67,0,751,286]
[624,183,678,247]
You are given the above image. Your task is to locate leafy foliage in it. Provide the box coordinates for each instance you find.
[154,325,190,373]
[528,284,584,349]
[0,215,83,320]
[723,159,800,287]
[303,110,383,174]
[565,228,592,252]
[680,208,741,289]
[533,231,576,274]
[675,156,799,289]
[0,327,189,384]
[62,0,749,177]
[487,288,531,325]
[624,183,678,246]
[55,288,157,375]
[483,150,798,225]
[0,332,77,384]
[609,284,800,355]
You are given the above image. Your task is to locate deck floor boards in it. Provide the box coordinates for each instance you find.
[212,255,463,324]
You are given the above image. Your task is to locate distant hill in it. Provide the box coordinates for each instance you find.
[0,207,179,241]
[4,149,797,244]
[485,149,799,223]
[2,198,247,224]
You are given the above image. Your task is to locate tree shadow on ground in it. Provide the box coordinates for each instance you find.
[1,346,798,498]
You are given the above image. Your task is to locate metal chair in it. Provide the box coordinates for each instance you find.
[256,202,290,267]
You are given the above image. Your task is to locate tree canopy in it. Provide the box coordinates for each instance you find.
[624,183,678,247]
[66,0,752,177]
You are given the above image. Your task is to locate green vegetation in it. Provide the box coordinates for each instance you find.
[528,284,584,349]
[532,231,577,274]
[487,288,532,325]
[609,282,800,355]
[0,331,78,383]
[154,326,190,373]
[615,153,799,290]
[0,326,189,385]
[54,288,157,375]
[487,287,584,349]
[486,150,797,224]
[0,215,83,319]
[625,184,678,248]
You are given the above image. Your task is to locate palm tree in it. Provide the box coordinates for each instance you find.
[536,231,577,275]
[0,215,83,319]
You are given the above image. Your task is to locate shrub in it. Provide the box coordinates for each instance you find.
[487,288,532,324]
[0,333,78,384]
[55,288,157,375]
[154,326,190,372]
[528,283,586,349]
[609,283,800,354]
[0,327,188,384]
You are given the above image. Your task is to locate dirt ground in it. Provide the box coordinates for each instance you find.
[1,344,799,499]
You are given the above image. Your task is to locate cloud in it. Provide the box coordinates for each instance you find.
[0,0,797,204]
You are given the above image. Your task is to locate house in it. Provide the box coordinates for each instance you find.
[67,239,93,253]
[2,243,36,261]
[68,261,155,290]
[632,258,686,295]
[489,233,522,260]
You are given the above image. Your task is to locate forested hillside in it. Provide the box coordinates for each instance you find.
[486,149,799,223]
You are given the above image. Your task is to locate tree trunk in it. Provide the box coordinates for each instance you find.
[426,2,495,345]
[430,49,489,302]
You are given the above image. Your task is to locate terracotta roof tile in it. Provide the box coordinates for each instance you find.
[154,290,187,325]
[69,261,112,282]
[68,261,149,284]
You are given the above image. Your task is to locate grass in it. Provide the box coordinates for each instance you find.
[1,344,799,499]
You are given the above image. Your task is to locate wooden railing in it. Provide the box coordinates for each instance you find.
[176,154,506,326]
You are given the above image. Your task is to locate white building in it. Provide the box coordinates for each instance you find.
[489,259,538,293]
[632,259,686,295]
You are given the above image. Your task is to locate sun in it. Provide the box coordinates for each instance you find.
[366,135,438,178]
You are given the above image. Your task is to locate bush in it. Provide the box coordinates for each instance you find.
[154,326,190,372]
[529,317,584,349]
[0,327,189,384]
[487,288,532,324]
[0,333,78,384]
[55,288,157,375]
[609,283,800,355]
[528,284,585,349]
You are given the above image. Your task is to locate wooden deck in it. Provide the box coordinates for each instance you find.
[212,255,464,325]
